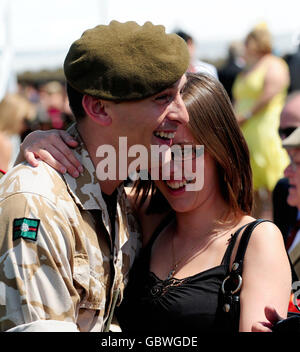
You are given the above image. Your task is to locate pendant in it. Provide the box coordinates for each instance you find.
[167,269,175,280]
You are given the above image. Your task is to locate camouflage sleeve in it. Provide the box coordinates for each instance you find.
[0,193,80,331]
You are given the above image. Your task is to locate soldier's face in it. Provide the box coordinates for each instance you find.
[103,75,189,159]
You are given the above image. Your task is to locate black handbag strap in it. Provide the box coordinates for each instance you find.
[221,219,272,330]
[232,219,299,281]
[232,219,272,275]
[222,218,299,330]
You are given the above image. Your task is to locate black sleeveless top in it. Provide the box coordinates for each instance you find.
[116,217,246,333]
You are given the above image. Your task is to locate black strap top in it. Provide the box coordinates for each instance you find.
[116,216,248,333]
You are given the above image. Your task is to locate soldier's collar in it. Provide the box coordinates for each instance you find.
[62,123,109,211]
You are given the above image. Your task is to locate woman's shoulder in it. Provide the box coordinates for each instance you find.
[230,216,284,264]
[238,217,285,262]
[263,54,289,74]
[249,217,281,235]
[237,216,283,243]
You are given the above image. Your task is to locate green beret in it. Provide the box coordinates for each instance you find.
[64,20,190,101]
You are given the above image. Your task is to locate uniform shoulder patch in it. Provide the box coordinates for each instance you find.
[13,218,40,241]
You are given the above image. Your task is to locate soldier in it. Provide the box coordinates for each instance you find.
[0,21,189,331]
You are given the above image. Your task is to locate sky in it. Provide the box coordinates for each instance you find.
[1,0,300,73]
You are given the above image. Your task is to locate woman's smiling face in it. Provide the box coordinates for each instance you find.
[153,125,219,214]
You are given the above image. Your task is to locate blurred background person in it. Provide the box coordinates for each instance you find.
[175,30,218,78]
[0,93,35,172]
[281,126,300,279]
[273,91,300,241]
[285,33,300,93]
[218,41,245,101]
[36,81,73,131]
[232,23,290,218]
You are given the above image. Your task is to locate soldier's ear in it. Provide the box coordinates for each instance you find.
[82,95,112,126]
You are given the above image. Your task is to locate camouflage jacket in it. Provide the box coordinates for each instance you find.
[0,124,141,332]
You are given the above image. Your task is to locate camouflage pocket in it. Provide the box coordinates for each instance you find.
[73,255,106,310]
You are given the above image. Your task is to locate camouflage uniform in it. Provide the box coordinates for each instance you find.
[0,124,141,332]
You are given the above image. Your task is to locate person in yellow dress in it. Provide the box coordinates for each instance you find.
[233,24,290,217]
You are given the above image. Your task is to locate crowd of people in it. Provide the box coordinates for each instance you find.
[0,20,300,333]
[0,80,74,174]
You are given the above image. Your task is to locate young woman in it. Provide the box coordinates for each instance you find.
[19,73,291,332]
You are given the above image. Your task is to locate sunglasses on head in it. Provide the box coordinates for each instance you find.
[278,127,297,139]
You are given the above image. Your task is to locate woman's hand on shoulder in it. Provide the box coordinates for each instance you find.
[125,186,169,247]
[18,129,83,178]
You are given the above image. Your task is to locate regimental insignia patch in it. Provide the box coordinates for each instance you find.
[13,218,40,241]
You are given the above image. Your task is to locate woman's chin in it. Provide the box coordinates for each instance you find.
[166,200,191,213]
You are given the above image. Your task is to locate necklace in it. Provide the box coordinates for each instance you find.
[166,228,229,280]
